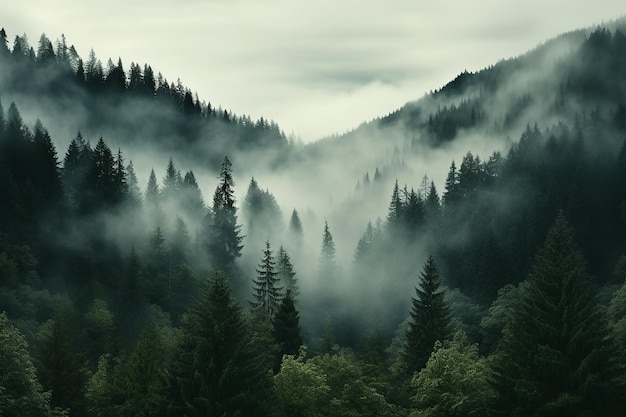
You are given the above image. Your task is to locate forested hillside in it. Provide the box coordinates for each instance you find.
[1,20,626,416]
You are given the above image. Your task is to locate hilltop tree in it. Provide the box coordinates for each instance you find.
[208,156,243,272]
[251,240,282,317]
[492,213,625,416]
[403,256,451,376]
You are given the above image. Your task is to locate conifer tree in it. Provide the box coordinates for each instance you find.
[277,246,298,298]
[36,314,88,417]
[288,208,304,248]
[251,241,282,317]
[167,271,270,417]
[403,255,451,376]
[208,156,243,272]
[492,213,625,416]
[319,221,336,274]
[273,290,303,366]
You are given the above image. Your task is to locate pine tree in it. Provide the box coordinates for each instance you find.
[288,208,304,248]
[277,246,298,298]
[272,290,303,367]
[125,161,142,207]
[167,271,270,417]
[251,241,282,317]
[386,180,403,235]
[208,156,243,272]
[443,160,461,207]
[403,255,451,376]
[319,221,336,275]
[492,213,625,416]
[36,314,88,417]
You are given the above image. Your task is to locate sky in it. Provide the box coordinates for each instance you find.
[2,1,625,142]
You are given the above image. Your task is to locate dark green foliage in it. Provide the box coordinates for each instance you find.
[208,156,243,272]
[492,213,625,416]
[251,240,282,317]
[273,290,303,366]
[0,312,53,417]
[36,314,88,417]
[403,256,451,376]
[166,271,270,417]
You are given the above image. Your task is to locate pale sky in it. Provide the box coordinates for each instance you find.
[2,1,625,142]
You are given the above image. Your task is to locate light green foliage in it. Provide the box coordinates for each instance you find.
[479,284,519,353]
[273,349,398,417]
[273,349,331,417]
[83,298,115,360]
[0,312,54,417]
[410,332,495,417]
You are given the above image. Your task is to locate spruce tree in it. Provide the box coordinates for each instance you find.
[272,290,303,368]
[319,221,336,276]
[36,314,88,417]
[403,255,451,376]
[167,271,270,417]
[277,246,298,298]
[288,208,303,248]
[251,240,282,317]
[492,213,625,416]
[208,156,243,272]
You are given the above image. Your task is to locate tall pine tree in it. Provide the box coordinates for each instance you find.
[492,213,625,416]
[403,255,451,376]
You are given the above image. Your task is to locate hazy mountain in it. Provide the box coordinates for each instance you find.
[1,18,626,416]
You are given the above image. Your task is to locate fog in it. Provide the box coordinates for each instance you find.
[2,17,625,346]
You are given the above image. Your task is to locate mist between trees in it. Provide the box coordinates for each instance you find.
[1,21,626,416]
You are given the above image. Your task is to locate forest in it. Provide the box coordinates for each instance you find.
[1,19,626,417]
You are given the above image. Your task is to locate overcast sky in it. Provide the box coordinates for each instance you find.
[3,1,625,142]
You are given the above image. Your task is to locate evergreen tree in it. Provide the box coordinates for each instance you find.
[288,208,304,248]
[443,160,461,207]
[277,246,298,298]
[251,241,282,317]
[32,120,62,206]
[36,314,88,417]
[492,213,625,416]
[162,157,180,204]
[403,255,451,376]
[208,156,243,272]
[125,161,142,207]
[167,271,270,417]
[319,221,336,275]
[272,290,303,368]
[386,180,403,235]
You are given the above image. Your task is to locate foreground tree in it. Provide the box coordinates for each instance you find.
[273,290,303,367]
[492,213,625,416]
[166,271,270,417]
[36,314,88,417]
[0,312,55,416]
[403,255,451,376]
[410,332,495,417]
